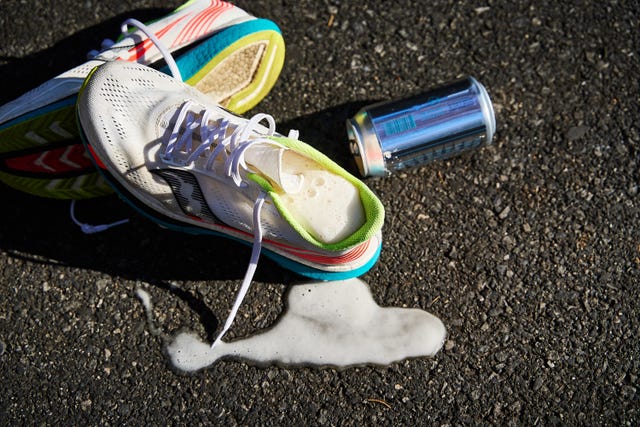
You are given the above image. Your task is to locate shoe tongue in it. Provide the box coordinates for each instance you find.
[244,144,303,194]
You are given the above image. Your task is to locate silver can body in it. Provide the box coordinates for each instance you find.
[347,77,496,177]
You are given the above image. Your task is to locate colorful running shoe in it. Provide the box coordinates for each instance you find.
[0,0,285,199]
[77,61,385,345]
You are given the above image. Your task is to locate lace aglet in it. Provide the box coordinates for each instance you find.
[79,218,129,234]
[70,200,129,234]
[211,336,223,350]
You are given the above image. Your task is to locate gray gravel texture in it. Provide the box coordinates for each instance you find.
[1,0,639,425]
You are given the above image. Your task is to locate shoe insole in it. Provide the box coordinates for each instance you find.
[277,151,365,244]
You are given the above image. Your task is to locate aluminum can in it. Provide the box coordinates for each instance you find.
[346,77,496,177]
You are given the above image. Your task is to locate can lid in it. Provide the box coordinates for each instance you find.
[470,77,496,144]
[346,115,386,177]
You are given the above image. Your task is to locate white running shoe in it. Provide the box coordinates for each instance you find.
[77,61,385,346]
[77,61,385,281]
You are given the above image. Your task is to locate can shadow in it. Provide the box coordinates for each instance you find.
[276,100,377,174]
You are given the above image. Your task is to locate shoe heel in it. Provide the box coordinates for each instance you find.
[223,28,285,114]
[174,19,285,114]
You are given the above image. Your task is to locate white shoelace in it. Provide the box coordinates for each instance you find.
[162,101,293,348]
[212,192,265,349]
[87,18,182,81]
[72,18,182,234]
[70,200,129,233]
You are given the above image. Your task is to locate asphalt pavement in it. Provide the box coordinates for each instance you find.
[1,0,638,424]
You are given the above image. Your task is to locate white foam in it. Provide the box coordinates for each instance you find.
[135,288,153,311]
[277,151,365,244]
[135,288,161,336]
[244,146,365,244]
[166,278,446,372]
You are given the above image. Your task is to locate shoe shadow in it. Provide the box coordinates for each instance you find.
[0,8,171,105]
[148,279,220,342]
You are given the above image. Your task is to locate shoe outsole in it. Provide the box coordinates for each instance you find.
[0,19,285,199]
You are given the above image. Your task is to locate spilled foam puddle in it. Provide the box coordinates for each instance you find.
[138,278,446,372]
